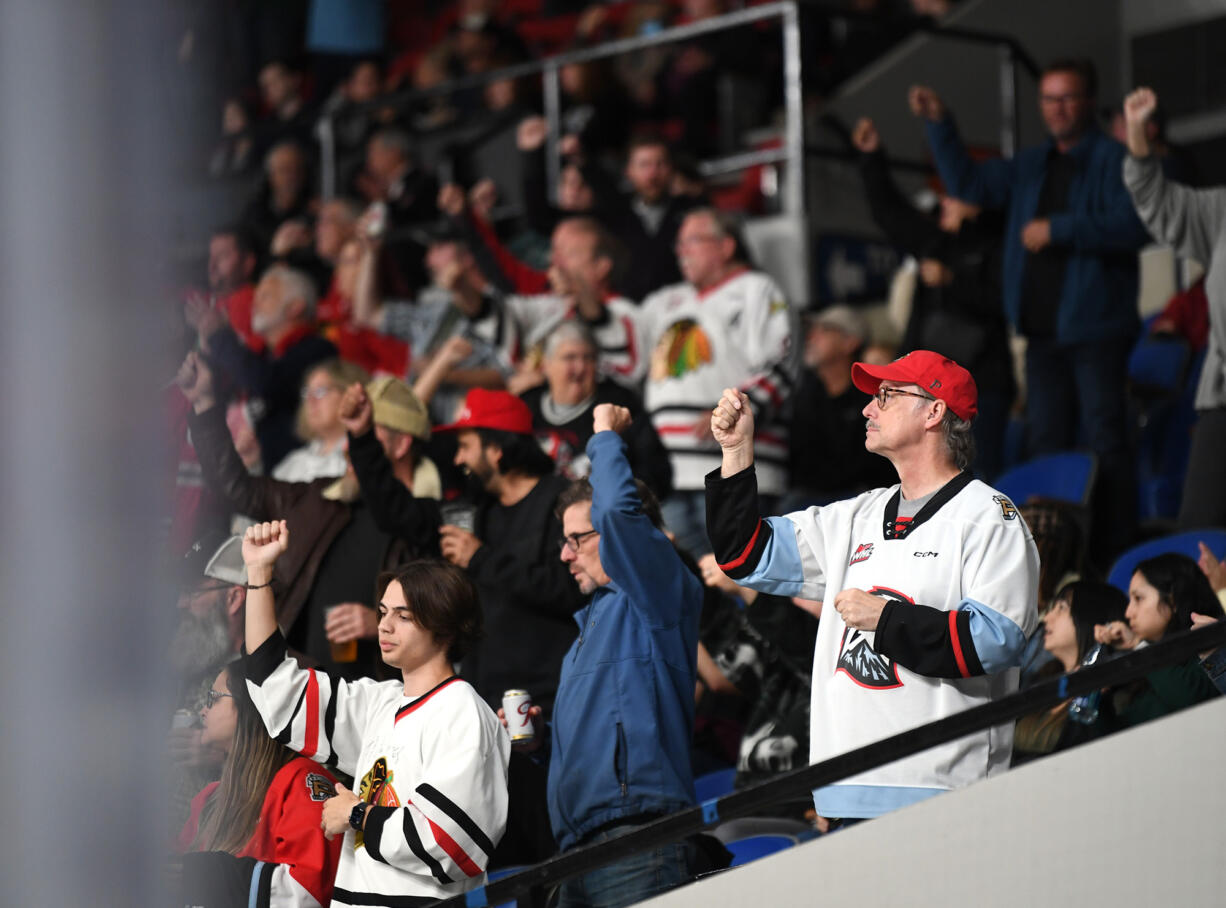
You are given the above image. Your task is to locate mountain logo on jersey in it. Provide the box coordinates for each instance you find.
[834,587,912,690]
[305,772,336,802]
[992,495,1018,521]
[650,319,712,380]
[848,543,874,566]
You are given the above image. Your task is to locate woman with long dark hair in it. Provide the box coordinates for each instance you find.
[178,659,342,907]
[1094,553,1224,726]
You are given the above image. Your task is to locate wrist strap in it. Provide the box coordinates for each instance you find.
[246,579,273,590]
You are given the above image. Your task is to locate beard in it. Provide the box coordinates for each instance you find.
[168,605,234,678]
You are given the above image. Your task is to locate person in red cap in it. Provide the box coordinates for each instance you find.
[704,349,1039,827]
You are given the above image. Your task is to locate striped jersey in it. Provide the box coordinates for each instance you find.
[245,633,510,906]
[641,269,799,494]
[505,292,647,387]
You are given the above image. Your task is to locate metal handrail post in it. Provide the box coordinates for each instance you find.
[543,61,563,206]
[998,42,1018,158]
[317,113,336,200]
[781,1,804,216]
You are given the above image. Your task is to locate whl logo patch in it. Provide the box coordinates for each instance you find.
[849,543,874,566]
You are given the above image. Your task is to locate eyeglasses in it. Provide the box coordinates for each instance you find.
[559,528,598,553]
[301,385,339,400]
[874,387,935,409]
[204,689,234,709]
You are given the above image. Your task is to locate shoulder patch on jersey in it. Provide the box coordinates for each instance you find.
[849,542,874,566]
[769,298,788,314]
[305,772,336,802]
[992,495,1018,521]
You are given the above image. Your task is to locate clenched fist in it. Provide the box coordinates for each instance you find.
[908,85,945,122]
[851,118,880,154]
[242,520,289,570]
[593,403,632,435]
[338,382,373,436]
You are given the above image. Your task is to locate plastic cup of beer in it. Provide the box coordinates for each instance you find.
[325,605,358,663]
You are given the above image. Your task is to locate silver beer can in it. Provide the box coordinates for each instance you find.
[501,689,535,742]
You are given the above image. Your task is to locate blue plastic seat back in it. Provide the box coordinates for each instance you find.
[1106,529,1226,593]
[726,834,795,867]
[993,452,1097,507]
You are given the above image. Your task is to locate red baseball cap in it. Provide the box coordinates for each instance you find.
[434,388,535,435]
[851,350,978,421]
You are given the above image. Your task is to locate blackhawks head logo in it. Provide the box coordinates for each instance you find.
[353,756,401,849]
[650,319,712,381]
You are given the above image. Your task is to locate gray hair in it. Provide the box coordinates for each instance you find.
[264,264,318,319]
[940,408,976,472]
[543,320,597,361]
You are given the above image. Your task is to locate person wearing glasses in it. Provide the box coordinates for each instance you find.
[707,349,1039,828]
[510,402,705,908]
[177,658,343,907]
[911,60,1150,560]
[272,359,371,483]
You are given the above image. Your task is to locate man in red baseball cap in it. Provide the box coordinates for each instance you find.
[703,350,1038,828]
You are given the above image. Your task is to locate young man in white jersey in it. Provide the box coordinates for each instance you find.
[241,521,510,905]
[706,350,1038,826]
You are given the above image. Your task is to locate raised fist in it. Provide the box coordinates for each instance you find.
[242,520,289,569]
[468,179,498,219]
[908,85,945,122]
[338,381,374,436]
[593,403,632,435]
[176,351,215,411]
[851,117,880,154]
[710,388,755,452]
[1123,87,1157,128]
[517,115,548,152]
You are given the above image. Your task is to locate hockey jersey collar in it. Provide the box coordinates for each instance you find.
[882,471,974,539]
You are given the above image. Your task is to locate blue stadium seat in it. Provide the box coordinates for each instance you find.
[1106,529,1226,593]
[694,767,737,803]
[1128,331,1189,393]
[725,834,795,867]
[993,452,1097,507]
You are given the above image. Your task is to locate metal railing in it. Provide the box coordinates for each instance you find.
[317,5,1042,217]
[433,619,1226,907]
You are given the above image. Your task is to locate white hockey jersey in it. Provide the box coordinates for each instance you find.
[505,292,646,387]
[640,269,799,494]
[245,634,511,906]
[724,476,1038,818]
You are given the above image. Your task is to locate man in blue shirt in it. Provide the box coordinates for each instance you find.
[911,59,1151,553]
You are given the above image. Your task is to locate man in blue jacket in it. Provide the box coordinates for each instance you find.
[539,402,704,908]
[911,60,1151,552]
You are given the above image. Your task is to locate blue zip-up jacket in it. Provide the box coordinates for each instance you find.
[546,430,702,851]
[924,117,1151,344]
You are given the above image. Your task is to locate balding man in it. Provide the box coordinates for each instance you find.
[706,350,1038,827]
[198,264,336,470]
[640,207,800,555]
[505,216,646,394]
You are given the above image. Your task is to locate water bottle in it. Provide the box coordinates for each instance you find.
[1067,643,1107,724]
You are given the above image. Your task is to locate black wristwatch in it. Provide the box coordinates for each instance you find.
[348,802,368,831]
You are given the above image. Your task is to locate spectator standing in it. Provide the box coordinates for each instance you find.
[852,116,1015,478]
[528,404,705,907]
[707,351,1039,824]
[241,523,510,905]
[785,305,896,510]
[1122,87,1226,528]
[199,264,337,471]
[641,208,799,555]
[913,61,1151,555]
[521,321,672,498]
[180,353,440,678]
[343,386,585,714]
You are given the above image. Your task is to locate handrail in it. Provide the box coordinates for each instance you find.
[432,620,1226,907]
[318,4,1039,216]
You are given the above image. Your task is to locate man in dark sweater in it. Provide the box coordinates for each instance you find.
[342,385,585,715]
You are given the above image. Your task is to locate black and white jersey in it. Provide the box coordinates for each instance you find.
[245,633,510,906]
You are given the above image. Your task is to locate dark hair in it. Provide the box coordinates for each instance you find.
[555,477,664,531]
[626,132,672,160]
[380,560,484,663]
[477,428,555,478]
[1056,581,1127,659]
[1133,553,1225,638]
[193,660,297,853]
[1042,58,1098,99]
[210,224,259,261]
[1020,498,1086,609]
[684,207,756,269]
